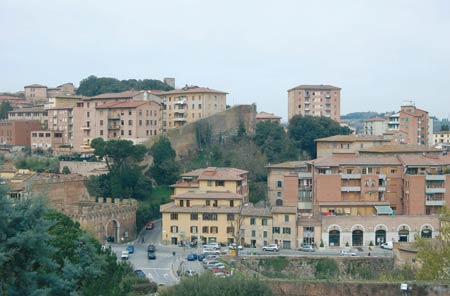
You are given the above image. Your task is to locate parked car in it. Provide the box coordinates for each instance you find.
[127,245,135,254]
[228,243,243,250]
[340,249,357,256]
[262,244,279,252]
[147,244,156,252]
[380,241,393,250]
[299,245,315,252]
[202,248,220,255]
[134,270,146,278]
[121,250,129,260]
[145,221,154,230]
[197,254,206,261]
[210,263,225,270]
[148,252,156,260]
[209,242,220,250]
[187,253,198,261]
[185,269,197,277]
[204,260,220,269]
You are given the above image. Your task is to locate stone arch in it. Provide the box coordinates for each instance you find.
[374,224,388,232]
[327,224,342,233]
[105,219,121,243]
[327,224,341,247]
[420,224,434,232]
[374,224,388,246]
[420,224,434,238]
[396,224,411,232]
[397,224,411,242]
[351,224,365,232]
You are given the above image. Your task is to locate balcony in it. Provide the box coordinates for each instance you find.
[298,202,313,210]
[378,174,386,179]
[299,185,312,191]
[175,100,186,105]
[298,172,312,178]
[81,126,90,130]
[341,186,361,192]
[378,186,386,192]
[426,187,446,194]
[426,200,445,206]
[108,116,120,120]
[325,94,331,98]
[174,117,187,122]
[341,174,361,179]
[174,109,186,114]
[108,125,120,130]
[426,175,446,181]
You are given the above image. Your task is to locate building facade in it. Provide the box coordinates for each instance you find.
[363,117,388,136]
[433,131,450,146]
[315,135,391,158]
[161,86,227,131]
[287,84,341,122]
[8,107,48,128]
[256,112,282,124]
[0,120,42,146]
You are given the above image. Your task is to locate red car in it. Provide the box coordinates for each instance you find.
[145,221,154,230]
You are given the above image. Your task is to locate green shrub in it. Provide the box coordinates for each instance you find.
[62,166,71,174]
[315,258,339,279]
[264,256,289,272]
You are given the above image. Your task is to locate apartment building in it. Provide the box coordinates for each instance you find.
[72,98,161,152]
[160,167,248,245]
[387,101,432,146]
[161,86,227,131]
[256,112,282,124]
[363,117,388,136]
[24,83,76,104]
[8,107,48,128]
[46,94,85,109]
[287,84,341,122]
[434,131,450,146]
[266,153,449,247]
[315,135,391,158]
[0,120,42,146]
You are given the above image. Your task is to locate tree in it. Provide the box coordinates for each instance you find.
[62,166,71,174]
[149,136,180,185]
[415,207,450,281]
[77,75,174,96]
[0,101,13,119]
[230,210,245,256]
[254,121,297,163]
[90,138,151,199]
[288,115,351,158]
[160,273,272,296]
[441,124,449,131]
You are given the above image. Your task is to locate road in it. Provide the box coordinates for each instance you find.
[111,220,393,286]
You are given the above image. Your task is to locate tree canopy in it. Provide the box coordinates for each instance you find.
[77,75,174,96]
[89,138,151,199]
[149,136,180,185]
[288,115,351,158]
[0,101,13,119]
[254,121,297,163]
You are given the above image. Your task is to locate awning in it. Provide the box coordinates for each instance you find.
[374,205,393,215]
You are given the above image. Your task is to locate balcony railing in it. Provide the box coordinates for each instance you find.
[341,186,361,192]
[341,174,361,179]
[426,187,446,194]
[426,200,445,206]
[81,126,90,130]
[108,125,120,130]
[174,118,187,122]
[298,172,312,178]
[426,175,446,181]
[175,109,186,114]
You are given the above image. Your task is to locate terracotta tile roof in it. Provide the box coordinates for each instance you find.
[256,112,282,120]
[160,202,240,213]
[24,84,47,88]
[272,206,297,214]
[173,190,243,200]
[315,135,389,142]
[162,87,227,95]
[88,90,143,100]
[288,84,341,91]
[266,160,310,169]
[313,155,402,167]
[96,101,149,109]
[359,144,441,154]
[241,205,272,217]
[170,181,199,189]
[398,154,450,166]
[0,95,21,100]
[10,107,47,113]
[181,167,248,181]
[51,94,85,99]
[318,201,390,206]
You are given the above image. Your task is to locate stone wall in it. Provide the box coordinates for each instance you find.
[59,161,108,176]
[144,104,257,157]
[268,280,450,296]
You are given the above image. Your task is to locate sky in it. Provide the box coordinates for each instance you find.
[1,0,450,122]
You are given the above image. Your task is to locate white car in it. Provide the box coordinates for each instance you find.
[380,241,393,250]
[228,243,243,250]
[202,248,221,255]
[340,249,357,256]
[121,250,129,260]
[262,244,279,252]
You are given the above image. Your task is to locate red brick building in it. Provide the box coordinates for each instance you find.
[0,120,42,146]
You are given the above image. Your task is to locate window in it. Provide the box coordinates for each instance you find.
[170,213,178,220]
[227,214,235,221]
[277,192,282,197]
[190,213,198,220]
[203,213,217,221]
[121,130,124,136]
[128,130,132,136]
[171,226,178,233]
[277,181,283,188]
[285,215,289,222]
[206,200,211,206]
[199,104,202,109]
[230,200,234,207]
[139,120,142,126]
[227,226,234,234]
[263,231,268,238]
[128,120,133,125]
[250,218,256,225]
[179,200,184,207]
[212,200,218,207]
[276,199,283,206]
[207,180,212,186]
[202,226,209,233]
[128,111,132,116]
[100,130,103,136]
[262,218,267,226]
[121,120,124,125]
[283,227,291,234]
[273,227,280,234]
[215,180,225,186]
[87,112,90,118]
[252,230,256,237]
[100,120,103,126]
[190,226,198,233]
[210,226,218,234]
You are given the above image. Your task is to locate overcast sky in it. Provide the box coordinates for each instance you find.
[1,0,450,122]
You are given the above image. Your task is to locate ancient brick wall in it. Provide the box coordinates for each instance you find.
[59,161,108,176]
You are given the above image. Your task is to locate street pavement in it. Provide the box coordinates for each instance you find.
[110,219,393,286]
